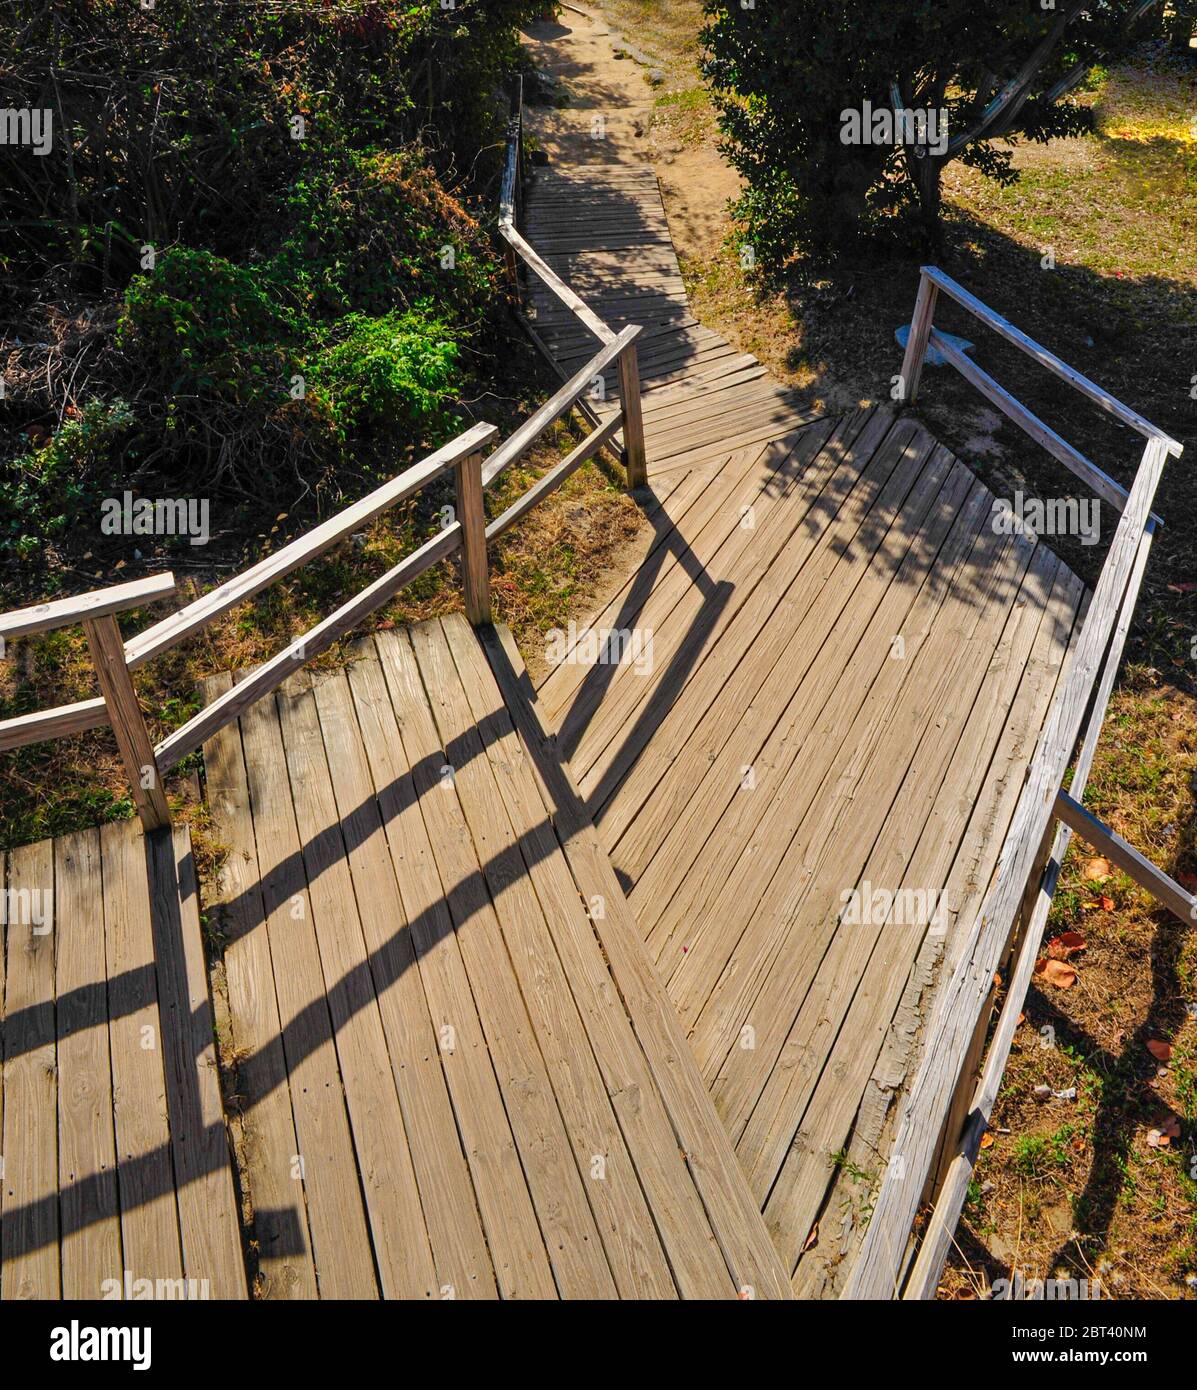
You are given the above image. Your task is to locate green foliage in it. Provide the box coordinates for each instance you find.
[0,0,549,278]
[0,1,543,568]
[271,148,498,323]
[119,249,303,402]
[0,401,137,561]
[701,0,1162,270]
[311,310,462,446]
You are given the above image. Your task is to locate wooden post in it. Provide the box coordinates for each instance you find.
[900,272,939,406]
[84,613,170,832]
[455,450,491,626]
[617,339,648,489]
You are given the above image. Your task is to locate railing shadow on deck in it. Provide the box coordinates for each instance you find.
[0,653,615,1267]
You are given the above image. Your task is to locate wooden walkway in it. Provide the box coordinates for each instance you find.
[535,403,1087,1290]
[0,821,245,1299]
[1,11,1135,1302]
[524,165,818,474]
[201,614,791,1299]
[515,15,1094,1287]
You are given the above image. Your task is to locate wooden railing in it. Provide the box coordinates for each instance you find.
[848,270,1185,1299]
[1,87,654,835]
[497,76,648,487]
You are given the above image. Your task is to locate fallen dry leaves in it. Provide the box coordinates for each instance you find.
[1147,1115,1182,1148]
[1046,931,1087,957]
[1035,957,1078,989]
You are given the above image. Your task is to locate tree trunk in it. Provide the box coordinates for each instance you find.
[912,151,945,253]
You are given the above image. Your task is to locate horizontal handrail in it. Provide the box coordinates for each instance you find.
[127,421,497,670]
[908,265,1183,458]
[498,223,617,347]
[0,572,176,641]
[494,75,647,486]
[487,415,622,542]
[0,697,109,753]
[849,430,1174,1299]
[925,327,1161,524]
[155,525,461,771]
[3,82,651,829]
[483,325,639,485]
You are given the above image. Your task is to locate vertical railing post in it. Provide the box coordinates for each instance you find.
[900,270,939,406]
[455,449,492,626]
[617,338,648,489]
[84,613,171,832]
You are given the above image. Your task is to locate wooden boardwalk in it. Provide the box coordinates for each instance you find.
[202,615,791,1299]
[6,9,1159,1302]
[515,13,1093,1291]
[0,821,245,1299]
[524,165,818,474]
[536,405,1087,1290]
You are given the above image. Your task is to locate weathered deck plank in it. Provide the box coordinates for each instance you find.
[0,820,245,1299]
[534,411,1086,1287]
[197,624,789,1299]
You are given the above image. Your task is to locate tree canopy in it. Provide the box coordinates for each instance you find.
[701,0,1169,268]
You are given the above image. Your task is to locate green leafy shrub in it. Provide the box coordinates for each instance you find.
[119,248,305,401]
[272,149,498,323]
[311,310,462,446]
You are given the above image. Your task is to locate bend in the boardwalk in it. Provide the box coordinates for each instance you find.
[521,7,1090,1294]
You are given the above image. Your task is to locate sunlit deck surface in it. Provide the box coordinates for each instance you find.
[0,822,246,1299]
[535,405,1087,1291]
[200,616,790,1299]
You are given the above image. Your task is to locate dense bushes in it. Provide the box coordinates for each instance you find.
[0,1,546,570]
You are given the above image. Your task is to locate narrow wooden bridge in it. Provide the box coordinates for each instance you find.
[0,19,1186,1300]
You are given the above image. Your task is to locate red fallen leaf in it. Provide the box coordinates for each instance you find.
[1036,958,1077,989]
[1177,870,1197,895]
[375,619,396,631]
[979,1131,995,1150]
[1099,895,1115,912]
[1146,1040,1173,1063]
[803,1222,819,1253]
[1047,931,1087,957]
[1168,581,1197,594]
